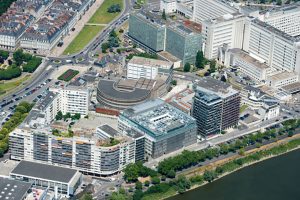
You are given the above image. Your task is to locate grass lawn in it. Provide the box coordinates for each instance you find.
[240,104,248,113]
[141,188,177,200]
[0,74,31,97]
[88,0,123,24]
[137,0,146,4]
[63,25,104,55]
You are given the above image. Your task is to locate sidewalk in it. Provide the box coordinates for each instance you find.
[50,0,105,57]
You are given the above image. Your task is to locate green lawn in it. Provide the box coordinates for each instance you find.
[0,75,31,97]
[137,0,146,4]
[88,0,123,24]
[63,25,104,55]
[240,104,248,113]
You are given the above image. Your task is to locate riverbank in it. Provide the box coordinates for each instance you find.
[164,134,300,200]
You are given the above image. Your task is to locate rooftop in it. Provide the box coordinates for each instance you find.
[0,177,32,200]
[11,160,79,183]
[194,77,239,99]
[165,88,194,113]
[228,48,270,69]
[128,56,173,69]
[268,71,298,82]
[121,99,196,139]
[97,124,119,137]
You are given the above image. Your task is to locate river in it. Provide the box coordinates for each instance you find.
[169,149,300,200]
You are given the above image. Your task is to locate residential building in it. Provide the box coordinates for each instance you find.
[127,56,173,80]
[160,0,177,13]
[9,125,144,176]
[165,88,194,114]
[118,99,197,159]
[50,85,90,116]
[10,161,82,196]
[202,13,245,59]
[192,77,240,136]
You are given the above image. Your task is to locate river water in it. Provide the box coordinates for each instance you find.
[169,149,300,200]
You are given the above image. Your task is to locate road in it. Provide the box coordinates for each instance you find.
[0,0,133,114]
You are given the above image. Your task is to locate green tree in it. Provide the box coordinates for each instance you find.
[123,163,139,182]
[135,181,142,190]
[209,60,216,73]
[162,9,167,20]
[133,189,143,200]
[195,51,205,69]
[55,111,63,121]
[151,176,160,185]
[183,63,191,72]
[144,180,150,187]
[203,170,216,182]
[15,106,27,114]
[80,193,93,200]
[167,169,176,178]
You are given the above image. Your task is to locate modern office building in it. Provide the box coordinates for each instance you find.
[10,161,82,196]
[128,11,202,65]
[9,125,144,176]
[128,12,166,52]
[166,24,202,64]
[192,77,241,136]
[193,0,237,23]
[202,13,245,59]
[118,99,197,159]
[127,56,173,80]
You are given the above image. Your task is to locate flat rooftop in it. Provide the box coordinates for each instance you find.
[166,88,194,113]
[0,177,32,200]
[229,48,270,69]
[36,91,58,111]
[11,161,78,183]
[268,71,298,81]
[128,56,173,69]
[194,77,239,99]
[97,124,119,137]
[121,99,196,139]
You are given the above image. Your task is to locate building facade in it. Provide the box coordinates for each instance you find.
[118,99,197,159]
[192,77,240,136]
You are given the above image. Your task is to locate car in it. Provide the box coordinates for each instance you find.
[25,87,29,90]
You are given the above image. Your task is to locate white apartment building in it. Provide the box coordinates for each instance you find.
[224,48,271,82]
[9,127,143,176]
[160,0,177,13]
[202,13,245,59]
[258,101,280,121]
[193,0,237,23]
[50,86,89,116]
[127,56,173,80]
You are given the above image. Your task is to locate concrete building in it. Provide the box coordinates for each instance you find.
[9,125,144,176]
[10,161,82,196]
[0,177,32,200]
[160,0,177,13]
[127,56,173,80]
[243,17,300,73]
[193,0,237,23]
[202,13,245,59]
[223,48,271,82]
[192,77,240,136]
[266,71,299,88]
[50,85,90,116]
[165,88,194,114]
[118,99,197,159]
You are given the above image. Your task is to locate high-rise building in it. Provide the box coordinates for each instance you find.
[192,77,240,136]
[128,11,202,65]
[166,24,202,64]
[202,13,245,59]
[10,125,145,176]
[128,12,166,52]
[118,99,197,159]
